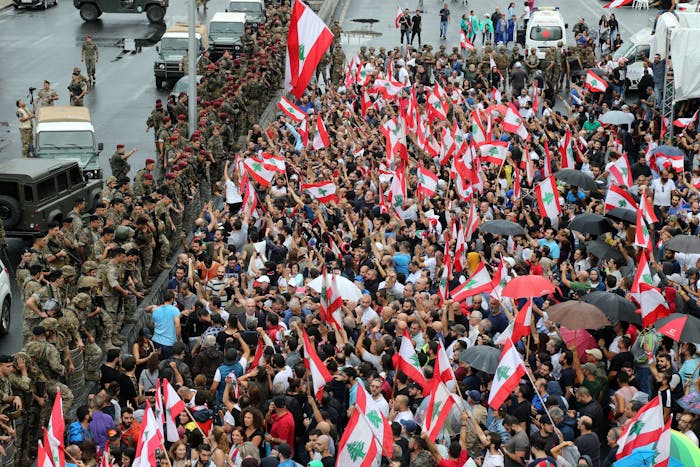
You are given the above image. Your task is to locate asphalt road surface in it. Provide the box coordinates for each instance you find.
[0,0,661,353]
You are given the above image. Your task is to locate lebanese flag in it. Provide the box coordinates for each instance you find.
[585,70,608,92]
[460,29,475,51]
[381,118,408,161]
[438,249,451,306]
[244,157,276,187]
[434,340,456,384]
[329,274,344,328]
[604,0,633,7]
[655,418,672,467]
[423,380,458,441]
[453,221,467,273]
[248,337,264,373]
[471,109,488,143]
[395,5,403,27]
[511,299,533,342]
[285,0,334,98]
[302,180,338,203]
[337,409,380,467]
[451,262,493,302]
[660,116,670,140]
[313,114,330,149]
[163,378,186,442]
[277,96,306,122]
[631,252,654,302]
[154,380,165,441]
[374,79,403,98]
[389,167,408,213]
[639,283,670,328]
[427,86,448,121]
[439,126,457,165]
[353,383,394,456]
[634,208,653,250]
[542,138,552,176]
[654,152,684,173]
[488,339,527,409]
[302,329,333,401]
[640,186,659,223]
[605,184,638,211]
[490,257,510,299]
[46,389,65,467]
[535,176,561,223]
[559,130,575,169]
[392,330,428,389]
[37,441,53,467]
[608,153,633,186]
[262,152,286,173]
[673,110,699,128]
[298,117,309,146]
[503,104,528,139]
[532,81,540,114]
[616,396,665,459]
[513,164,522,201]
[133,402,164,467]
[465,201,480,241]
[491,87,503,103]
[241,178,258,216]
[479,141,509,165]
[417,165,438,197]
[319,264,333,323]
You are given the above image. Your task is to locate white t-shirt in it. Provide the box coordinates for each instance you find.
[482,452,505,467]
[273,365,294,392]
[651,178,673,206]
[225,179,242,204]
[366,395,390,418]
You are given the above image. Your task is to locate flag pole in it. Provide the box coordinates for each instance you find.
[183,405,209,438]
[522,361,559,439]
[161,441,174,466]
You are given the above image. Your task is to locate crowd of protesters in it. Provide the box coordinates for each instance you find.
[2,1,700,467]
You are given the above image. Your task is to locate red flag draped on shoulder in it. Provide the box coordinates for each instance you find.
[392,330,427,389]
[285,0,334,98]
[302,328,334,401]
[488,339,526,409]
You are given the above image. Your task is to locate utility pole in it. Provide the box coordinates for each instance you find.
[187,0,197,137]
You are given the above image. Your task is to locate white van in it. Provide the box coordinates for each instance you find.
[227,0,265,27]
[526,7,567,60]
[611,30,652,90]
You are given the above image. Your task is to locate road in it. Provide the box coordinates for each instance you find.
[0,0,660,353]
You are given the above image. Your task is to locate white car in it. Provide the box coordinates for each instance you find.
[0,260,11,336]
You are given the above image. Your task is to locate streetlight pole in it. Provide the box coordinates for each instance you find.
[187,0,197,137]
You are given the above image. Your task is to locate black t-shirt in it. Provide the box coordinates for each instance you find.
[412,15,422,31]
[439,8,450,21]
[608,351,634,390]
[510,399,533,433]
[575,432,601,467]
[559,367,576,395]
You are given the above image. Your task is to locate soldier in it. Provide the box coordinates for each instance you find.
[330,48,345,84]
[330,20,342,51]
[68,73,87,106]
[24,269,64,340]
[102,247,130,348]
[15,249,34,292]
[81,35,99,82]
[525,46,540,74]
[146,99,167,144]
[317,51,330,85]
[66,197,86,238]
[495,45,509,86]
[0,353,24,465]
[46,221,71,268]
[34,80,59,111]
[68,293,103,381]
[8,352,33,467]
[15,99,34,158]
[110,144,138,179]
[551,41,565,93]
[60,264,78,305]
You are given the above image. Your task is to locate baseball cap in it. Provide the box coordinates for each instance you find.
[585,349,603,361]
[468,390,482,402]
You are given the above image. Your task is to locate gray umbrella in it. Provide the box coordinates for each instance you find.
[581,290,642,325]
[459,345,502,374]
[605,207,637,224]
[568,213,614,236]
[598,110,635,126]
[479,220,526,236]
[555,169,598,191]
[585,240,624,261]
[664,235,700,254]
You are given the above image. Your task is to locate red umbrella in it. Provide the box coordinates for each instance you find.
[502,275,555,298]
[559,327,597,363]
[654,313,700,342]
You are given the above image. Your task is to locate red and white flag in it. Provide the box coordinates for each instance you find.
[490,258,510,299]
[558,130,575,169]
[163,378,186,442]
[46,390,65,467]
[634,208,653,250]
[374,79,404,98]
[511,299,532,342]
[479,141,509,165]
[298,116,309,146]
[395,5,403,28]
[434,340,456,384]
[244,157,276,187]
[503,104,528,139]
[438,248,452,306]
[604,0,633,7]
[337,409,380,467]
[616,396,665,459]
[302,328,334,401]
[392,330,428,388]
[277,96,306,122]
[37,441,53,467]
[423,379,458,441]
[639,283,670,328]
[655,417,672,467]
[353,383,394,456]
[491,87,502,103]
[262,152,286,173]
[608,153,633,187]
[154,380,165,441]
[605,184,638,211]
[535,176,561,223]
[302,180,338,203]
[460,29,475,51]
[313,114,330,149]
[451,262,493,302]
[241,178,258,216]
[488,339,526,409]
[673,110,699,128]
[585,70,608,92]
[471,109,488,143]
[417,165,438,197]
[133,402,164,467]
[285,0,334,98]
[640,186,659,224]
[631,252,654,302]
[465,201,480,241]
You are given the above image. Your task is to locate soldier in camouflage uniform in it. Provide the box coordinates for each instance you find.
[24,269,63,340]
[81,35,98,82]
[330,20,342,52]
[65,293,103,381]
[110,144,137,180]
[495,45,509,88]
[101,248,129,348]
[133,158,156,196]
[146,100,167,150]
[76,262,117,351]
[60,265,78,306]
[525,46,540,74]
[330,48,345,85]
[317,51,330,86]
[7,352,35,467]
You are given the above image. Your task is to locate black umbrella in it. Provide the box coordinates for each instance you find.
[459,345,501,374]
[585,240,624,261]
[581,290,642,325]
[555,169,598,191]
[605,207,637,224]
[479,220,526,236]
[664,235,700,254]
[568,213,614,236]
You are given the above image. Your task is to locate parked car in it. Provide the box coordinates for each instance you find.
[0,259,12,337]
[13,0,57,9]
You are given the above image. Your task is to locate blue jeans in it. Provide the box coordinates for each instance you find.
[635,365,652,397]
[440,20,448,38]
[154,341,174,359]
[401,29,411,44]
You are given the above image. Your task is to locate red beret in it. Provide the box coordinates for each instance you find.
[166,173,176,179]
[155,102,162,108]
[179,161,188,168]
[207,63,216,70]
[199,149,208,155]
[145,158,155,165]
[116,144,125,148]
[168,135,178,141]
[177,114,186,120]
[178,91,187,98]
[183,146,192,152]
[198,121,206,127]
[219,113,227,119]
[144,173,154,180]
[163,116,171,123]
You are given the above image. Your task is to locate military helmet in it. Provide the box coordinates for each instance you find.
[72,293,92,310]
[40,317,60,332]
[557,41,563,47]
[82,261,99,274]
[114,226,134,242]
[43,299,61,314]
[499,45,506,51]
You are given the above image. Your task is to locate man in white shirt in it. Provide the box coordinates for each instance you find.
[271,354,294,392]
[679,412,699,446]
[366,378,390,418]
[356,294,380,326]
[651,170,675,208]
